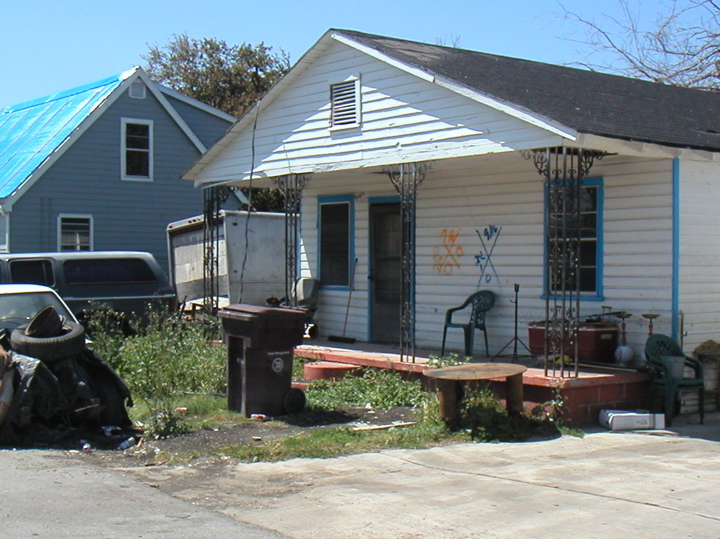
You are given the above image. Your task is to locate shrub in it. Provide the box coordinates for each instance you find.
[88,307,226,437]
[458,384,562,442]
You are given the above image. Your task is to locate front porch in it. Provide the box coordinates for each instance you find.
[295,339,658,426]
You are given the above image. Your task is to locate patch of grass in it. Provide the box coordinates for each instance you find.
[293,355,311,379]
[211,414,461,463]
[305,367,425,409]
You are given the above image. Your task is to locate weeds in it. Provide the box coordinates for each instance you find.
[426,353,464,368]
[89,308,574,454]
[88,306,225,438]
[305,367,425,409]
[459,384,562,442]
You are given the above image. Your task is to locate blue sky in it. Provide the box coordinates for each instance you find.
[0,0,674,109]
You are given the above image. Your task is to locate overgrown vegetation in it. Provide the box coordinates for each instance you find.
[305,368,426,409]
[87,309,575,457]
[459,385,562,442]
[87,307,225,438]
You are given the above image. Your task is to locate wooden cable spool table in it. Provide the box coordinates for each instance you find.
[424,363,528,423]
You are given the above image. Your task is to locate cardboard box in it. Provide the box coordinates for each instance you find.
[599,409,665,431]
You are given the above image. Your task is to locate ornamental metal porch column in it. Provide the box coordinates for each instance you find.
[385,162,429,363]
[202,184,237,316]
[526,147,603,378]
[272,174,311,307]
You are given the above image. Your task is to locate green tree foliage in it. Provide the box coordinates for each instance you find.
[239,186,285,213]
[143,33,290,117]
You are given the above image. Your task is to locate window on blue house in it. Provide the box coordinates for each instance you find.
[546,178,603,297]
[0,213,7,252]
[121,119,153,181]
[58,215,93,251]
[319,197,353,286]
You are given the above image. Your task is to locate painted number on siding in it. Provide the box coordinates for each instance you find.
[475,225,502,285]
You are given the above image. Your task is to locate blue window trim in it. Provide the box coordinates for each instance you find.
[317,195,355,290]
[542,176,605,301]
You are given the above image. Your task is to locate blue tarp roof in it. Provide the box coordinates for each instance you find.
[0,72,129,199]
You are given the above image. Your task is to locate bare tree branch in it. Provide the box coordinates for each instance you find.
[564,0,720,89]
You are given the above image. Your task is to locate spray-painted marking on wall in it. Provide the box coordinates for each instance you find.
[475,225,502,284]
[433,228,463,274]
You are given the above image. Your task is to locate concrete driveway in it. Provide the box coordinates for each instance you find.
[2,413,719,538]
[0,449,284,538]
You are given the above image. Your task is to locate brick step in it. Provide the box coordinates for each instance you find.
[303,361,361,380]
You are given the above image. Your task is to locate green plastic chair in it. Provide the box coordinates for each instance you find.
[441,290,495,358]
[645,334,705,426]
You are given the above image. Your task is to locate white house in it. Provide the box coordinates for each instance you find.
[184,29,720,362]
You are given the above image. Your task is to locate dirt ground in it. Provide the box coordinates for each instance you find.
[83,405,418,467]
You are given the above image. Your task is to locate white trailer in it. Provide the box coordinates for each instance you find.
[167,211,286,307]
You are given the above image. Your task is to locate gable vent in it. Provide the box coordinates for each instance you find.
[330,80,360,127]
[129,81,146,99]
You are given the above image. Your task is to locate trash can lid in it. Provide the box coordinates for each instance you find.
[218,303,307,321]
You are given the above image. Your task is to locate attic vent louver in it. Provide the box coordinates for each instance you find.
[129,81,146,99]
[330,79,360,128]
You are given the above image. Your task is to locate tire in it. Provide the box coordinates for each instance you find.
[282,387,306,415]
[10,322,86,363]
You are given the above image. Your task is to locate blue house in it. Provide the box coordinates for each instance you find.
[0,67,235,273]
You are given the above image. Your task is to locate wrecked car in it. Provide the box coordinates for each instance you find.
[0,284,134,448]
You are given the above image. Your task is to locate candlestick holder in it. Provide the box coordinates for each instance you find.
[641,313,660,336]
[614,312,634,364]
[616,312,632,345]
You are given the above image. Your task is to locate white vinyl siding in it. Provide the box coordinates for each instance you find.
[300,153,675,356]
[678,159,720,349]
[191,41,564,184]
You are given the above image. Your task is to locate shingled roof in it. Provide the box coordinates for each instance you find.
[335,29,720,153]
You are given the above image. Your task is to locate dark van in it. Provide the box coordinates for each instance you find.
[0,251,176,323]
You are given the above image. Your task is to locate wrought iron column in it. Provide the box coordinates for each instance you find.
[526,147,603,378]
[202,185,237,315]
[385,162,429,363]
[272,174,310,306]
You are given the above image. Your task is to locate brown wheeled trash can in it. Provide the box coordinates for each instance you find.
[219,304,308,417]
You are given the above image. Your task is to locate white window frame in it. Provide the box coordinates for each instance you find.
[57,214,94,251]
[329,77,361,130]
[0,213,8,252]
[121,118,154,181]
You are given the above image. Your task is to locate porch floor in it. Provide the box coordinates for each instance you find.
[295,338,657,426]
